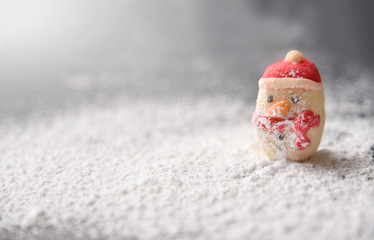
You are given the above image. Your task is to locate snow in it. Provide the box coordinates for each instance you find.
[0,91,374,240]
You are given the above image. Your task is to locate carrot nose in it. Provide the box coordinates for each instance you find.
[268,100,291,118]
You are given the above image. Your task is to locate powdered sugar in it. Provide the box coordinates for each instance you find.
[0,95,373,240]
[289,70,296,77]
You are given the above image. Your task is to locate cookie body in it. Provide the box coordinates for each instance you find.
[253,50,325,161]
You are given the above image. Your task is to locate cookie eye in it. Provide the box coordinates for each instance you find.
[291,96,299,104]
[267,95,273,103]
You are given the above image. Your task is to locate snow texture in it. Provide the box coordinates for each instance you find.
[0,90,374,240]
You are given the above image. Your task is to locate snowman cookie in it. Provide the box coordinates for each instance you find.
[252,50,325,161]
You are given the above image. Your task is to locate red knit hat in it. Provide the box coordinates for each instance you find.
[259,50,322,91]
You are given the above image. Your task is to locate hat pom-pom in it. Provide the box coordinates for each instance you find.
[284,50,305,64]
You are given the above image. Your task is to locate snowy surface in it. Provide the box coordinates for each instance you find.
[1,87,374,240]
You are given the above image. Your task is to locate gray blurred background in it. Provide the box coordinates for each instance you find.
[0,0,374,119]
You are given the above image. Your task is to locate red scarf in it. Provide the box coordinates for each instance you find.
[252,110,320,150]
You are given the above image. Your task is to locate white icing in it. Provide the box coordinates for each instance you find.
[259,77,322,91]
